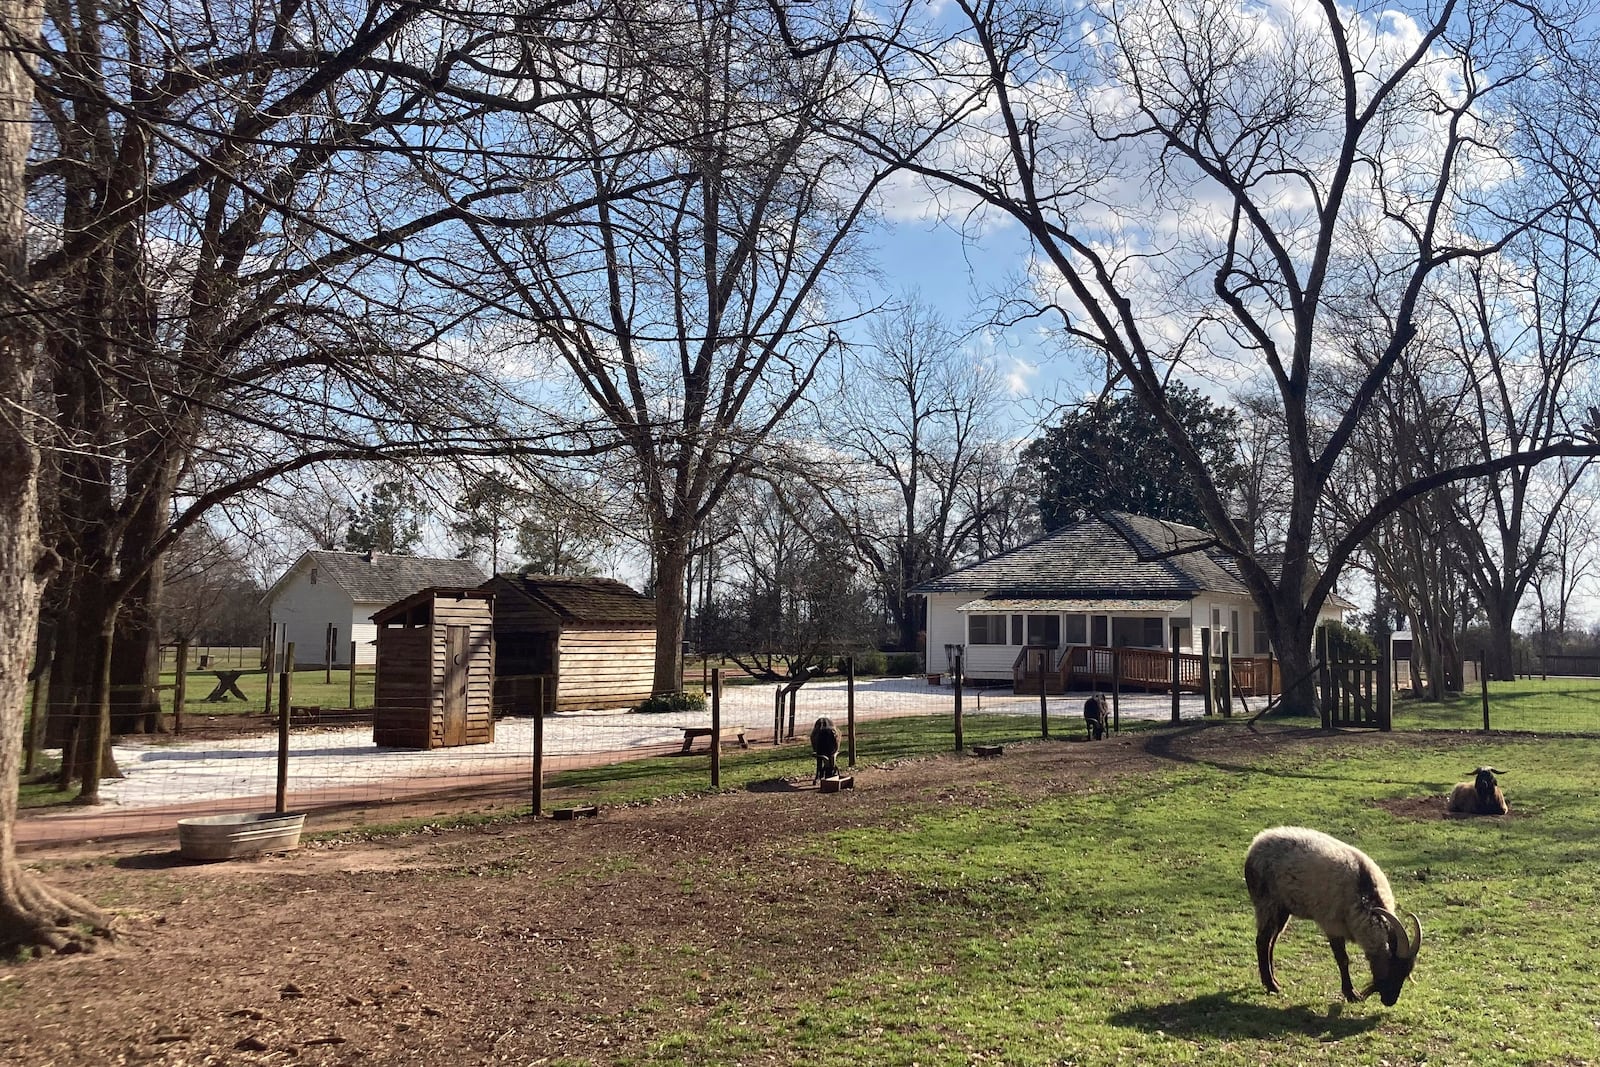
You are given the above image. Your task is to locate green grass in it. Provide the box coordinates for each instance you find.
[602,727,1600,1066]
[165,665,374,717]
[1396,675,1600,733]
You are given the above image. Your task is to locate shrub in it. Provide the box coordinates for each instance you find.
[886,651,922,676]
[1323,621,1379,661]
[633,691,707,714]
[851,650,887,675]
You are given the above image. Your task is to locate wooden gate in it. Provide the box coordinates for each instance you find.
[1318,629,1391,731]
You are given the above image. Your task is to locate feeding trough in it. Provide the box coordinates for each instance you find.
[971,744,1004,758]
[177,812,306,862]
[549,804,600,821]
[819,775,854,794]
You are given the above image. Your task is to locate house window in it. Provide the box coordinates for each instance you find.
[1091,615,1109,646]
[310,568,318,585]
[1011,615,1024,645]
[968,615,1009,644]
[1231,610,1241,654]
[1026,615,1061,646]
[1112,617,1166,648]
[1063,615,1087,644]
[1254,611,1270,655]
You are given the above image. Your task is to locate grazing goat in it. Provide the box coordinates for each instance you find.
[1244,826,1423,1006]
[1083,694,1108,741]
[810,716,840,783]
[1447,766,1508,816]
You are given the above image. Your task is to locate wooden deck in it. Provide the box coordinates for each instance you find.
[1012,644,1281,698]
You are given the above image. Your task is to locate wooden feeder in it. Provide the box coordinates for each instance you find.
[371,587,495,749]
[820,775,855,793]
[971,744,1004,758]
[549,805,600,820]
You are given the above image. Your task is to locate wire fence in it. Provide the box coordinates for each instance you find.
[17,655,1213,848]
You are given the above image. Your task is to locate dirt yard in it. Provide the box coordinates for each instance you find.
[0,723,1454,1066]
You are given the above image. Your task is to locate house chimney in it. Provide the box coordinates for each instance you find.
[1230,514,1254,551]
[362,550,374,563]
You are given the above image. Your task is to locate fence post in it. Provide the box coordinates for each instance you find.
[1201,627,1214,717]
[325,623,334,685]
[1316,626,1332,729]
[1378,648,1392,731]
[1111,647,1121,732]
[773,688,782,746]
[1221,636,1234,718]
[264,625,276,715]
[532,675,544,817]
[1170,626,1182,724]
[173,637,189,735]
[1479,651,1490,732]
[711,668,722,790]
[846,655,857,769]
[276,641,294,814]
[348,640,357,708]
[954,649,964,753]
[1037,649,1049,739]
[787,686,797,740]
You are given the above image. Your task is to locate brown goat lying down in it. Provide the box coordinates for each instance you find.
[1447,766,1509,816]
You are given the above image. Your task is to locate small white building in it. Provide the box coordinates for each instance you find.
[262,550,488,667]
[914,511,1349,685]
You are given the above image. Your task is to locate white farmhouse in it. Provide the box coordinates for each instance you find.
[263,550,488,667]
[914,511,1349,689]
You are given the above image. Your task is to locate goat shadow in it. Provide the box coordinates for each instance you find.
[1108,988,1381,1041]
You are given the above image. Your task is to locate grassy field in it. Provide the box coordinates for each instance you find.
[1395,674,1600,733]
[643,730,1600,1065]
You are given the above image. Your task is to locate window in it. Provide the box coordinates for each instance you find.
[1063,615,1087,644]
[1254,611,1270,655]
[1091,614,1109,646]
[1112,617,1166,648]
[1145,617,1165,648]
[1011,615,1024,645]
[1231,610,1241,654]
[968,615,1009,644]
[1026,615,1061,646]
[310,568,318,585]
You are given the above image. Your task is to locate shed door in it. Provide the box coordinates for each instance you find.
[443,625,469,747]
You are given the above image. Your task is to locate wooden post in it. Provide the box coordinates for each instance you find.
[1200,627,1214,717]
[325,624,334,684]
[1220,634,1234,718]
[348,640,358,709]
[773,688,782,746]
[173,638,189,735]
[276,641,294,814]
[953,649,964,752]
[710,668,722,790]
[1378,649,1393,731]
[1316,625,1332,730]
[264,625,276,714]
[1038,648,1049,739]
[532,674,544,817]
[846,655,857,769]
[1479,651,1490,732]
[1268,649,1276,704]
[1170,626,1182,724]
[1111,647,1121,732]
[787,686,797,740]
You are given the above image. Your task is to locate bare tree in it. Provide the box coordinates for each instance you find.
[869,0,1600,714]
[465,0,900,693]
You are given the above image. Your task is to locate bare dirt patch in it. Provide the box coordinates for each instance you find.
[0,722,1409,1066]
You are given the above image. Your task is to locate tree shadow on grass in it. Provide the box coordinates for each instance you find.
[745,778,806,793]
[1109,988,1381,1041]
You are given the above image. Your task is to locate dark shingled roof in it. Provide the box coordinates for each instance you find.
[301,551,487,604]
[911,511,1250,599]
[486,573,656,625]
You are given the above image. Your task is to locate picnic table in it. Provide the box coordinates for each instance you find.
[679,726,748,754]
[203,670,248,702]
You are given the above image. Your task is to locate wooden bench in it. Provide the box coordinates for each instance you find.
[680,726,748,754]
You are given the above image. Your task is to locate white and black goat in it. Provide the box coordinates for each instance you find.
[1447,766,1508,816]
[1244,826,1423,1006]
[810,716,840,783]
[1083,694,1108,741]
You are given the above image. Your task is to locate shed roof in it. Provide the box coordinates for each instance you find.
[266,550,488,606]
[371,586,494,625]
[486,573,657,625]
[911,511,1250,599]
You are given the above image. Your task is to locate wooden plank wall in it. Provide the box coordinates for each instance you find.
[556,626,656,710]
[374,628,432,747]
[429,597,495,746]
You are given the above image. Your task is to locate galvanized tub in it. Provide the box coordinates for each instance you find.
[177,812,306,861]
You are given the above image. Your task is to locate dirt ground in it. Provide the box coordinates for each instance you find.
[0,722,1465,1066]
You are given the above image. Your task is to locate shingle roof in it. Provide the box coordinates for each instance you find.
[292,551,487,604]
[911,511,1250,599]
[486,573,656,625]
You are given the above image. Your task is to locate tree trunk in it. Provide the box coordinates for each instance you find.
[651,544,689,695]
[0,0,112,950]
[1482,597,1517,683]
[1264,606,1319,718]
[109,557,165,735]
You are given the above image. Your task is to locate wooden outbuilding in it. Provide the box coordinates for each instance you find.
[371,586,495,749]
[480,574,657,713]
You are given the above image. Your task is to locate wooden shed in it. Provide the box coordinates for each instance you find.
[480,574,657,713]
[371,586,495,749]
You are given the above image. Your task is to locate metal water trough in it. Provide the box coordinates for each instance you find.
[177,812,306,861]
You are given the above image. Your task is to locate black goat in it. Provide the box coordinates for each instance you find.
[810,716,840,783]
[1447,766,1509,816]
[1083,694,1108,741]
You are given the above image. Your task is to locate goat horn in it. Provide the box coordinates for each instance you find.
[1403,911,1423,958]
[1375,908,1408,956]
